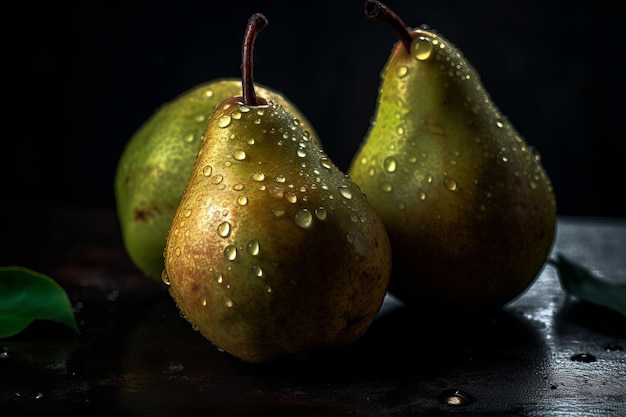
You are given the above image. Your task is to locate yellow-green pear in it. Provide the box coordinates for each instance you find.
[348,1,557,311]
[115,78,320,281]
[163,13,391,363]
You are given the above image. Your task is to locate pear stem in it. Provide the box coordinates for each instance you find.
[241,13,268,107]
[364,0,412,52]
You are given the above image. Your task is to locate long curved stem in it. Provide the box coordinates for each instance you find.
[364,0,413,52]
[241,13,269,107]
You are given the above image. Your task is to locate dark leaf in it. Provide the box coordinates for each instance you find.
[0,266,80,338]
[551,254,626,318]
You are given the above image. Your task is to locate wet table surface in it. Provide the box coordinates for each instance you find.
[1,206,625,416]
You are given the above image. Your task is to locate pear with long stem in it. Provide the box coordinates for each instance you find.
[348,0,557,312]
[164,12,391,363]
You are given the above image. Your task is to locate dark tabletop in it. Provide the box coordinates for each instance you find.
[0,206,625,416]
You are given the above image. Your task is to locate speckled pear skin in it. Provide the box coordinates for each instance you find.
[164,96,392,364]
[347,27,557,311]
[114,78,321,281]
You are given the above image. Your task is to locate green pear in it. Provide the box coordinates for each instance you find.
[115,78,321,281]
[163,13,391,363]
[348,1,557,311]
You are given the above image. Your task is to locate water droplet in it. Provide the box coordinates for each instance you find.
[437,389,474,406]
[233,183,244,191]
[338,186,353,199]
[496,120,504,128]
[183,209,192,218]
[212,175,224,185]
[275,174,286,183]
[444,177,458,192]
[314,207,327,220]
[294,209,313,229]
[215,273,223,284]
[252,171,265,181]
[272,208,285,217]
[368,167,376,177]
[217,115,232,128]
[224,245,237,261]
[201,299,207,306]
[236,195,248,206]
[224,297,234,308]
[184,134,194,143]
[383,156,397,173]
[217,221,231,238]
[161,270,170,285]
[380,182,393,193]
[204,89,214,98]
[413,36,434,61]
[202,165,213,177]
[320,157,332,169]
[246,239,260,256]
[296,149,307,157]
[419,190,427,201]
[571,353,596,363]
[233,149,246,160]
[396,65,409,78]
[286,193,298,203]
[251,264,264,277]
[247,138,255,145]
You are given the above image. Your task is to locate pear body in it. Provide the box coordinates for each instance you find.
[114,78,320,280]
[164,97,391,363]
[348,29,556,311]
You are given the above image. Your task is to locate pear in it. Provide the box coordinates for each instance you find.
[347,1,557,312]
[163,13,391,363]
[115,79,320,281]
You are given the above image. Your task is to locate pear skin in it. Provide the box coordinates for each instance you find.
[165,97,391,363]
[348,1,557,312]
[114,79,320,281]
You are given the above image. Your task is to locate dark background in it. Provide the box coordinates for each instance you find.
[5,0,625,217]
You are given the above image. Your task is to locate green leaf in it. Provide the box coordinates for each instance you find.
[0,266,80,337]
[551,254,626,318]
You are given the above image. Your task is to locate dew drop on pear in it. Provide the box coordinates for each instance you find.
[246,239,260,256]
[224,245,237,261]
[413,36,434,61]
[338,186,352,199]
[251,264,263,278]
[252,171,265,181]
[202,165,213,177]
[217,221,231,238]
[294,209,313,229]
[383,156,397,173]
[314,207,327,220]
[233,149,246,160]
[217,115,232,128]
